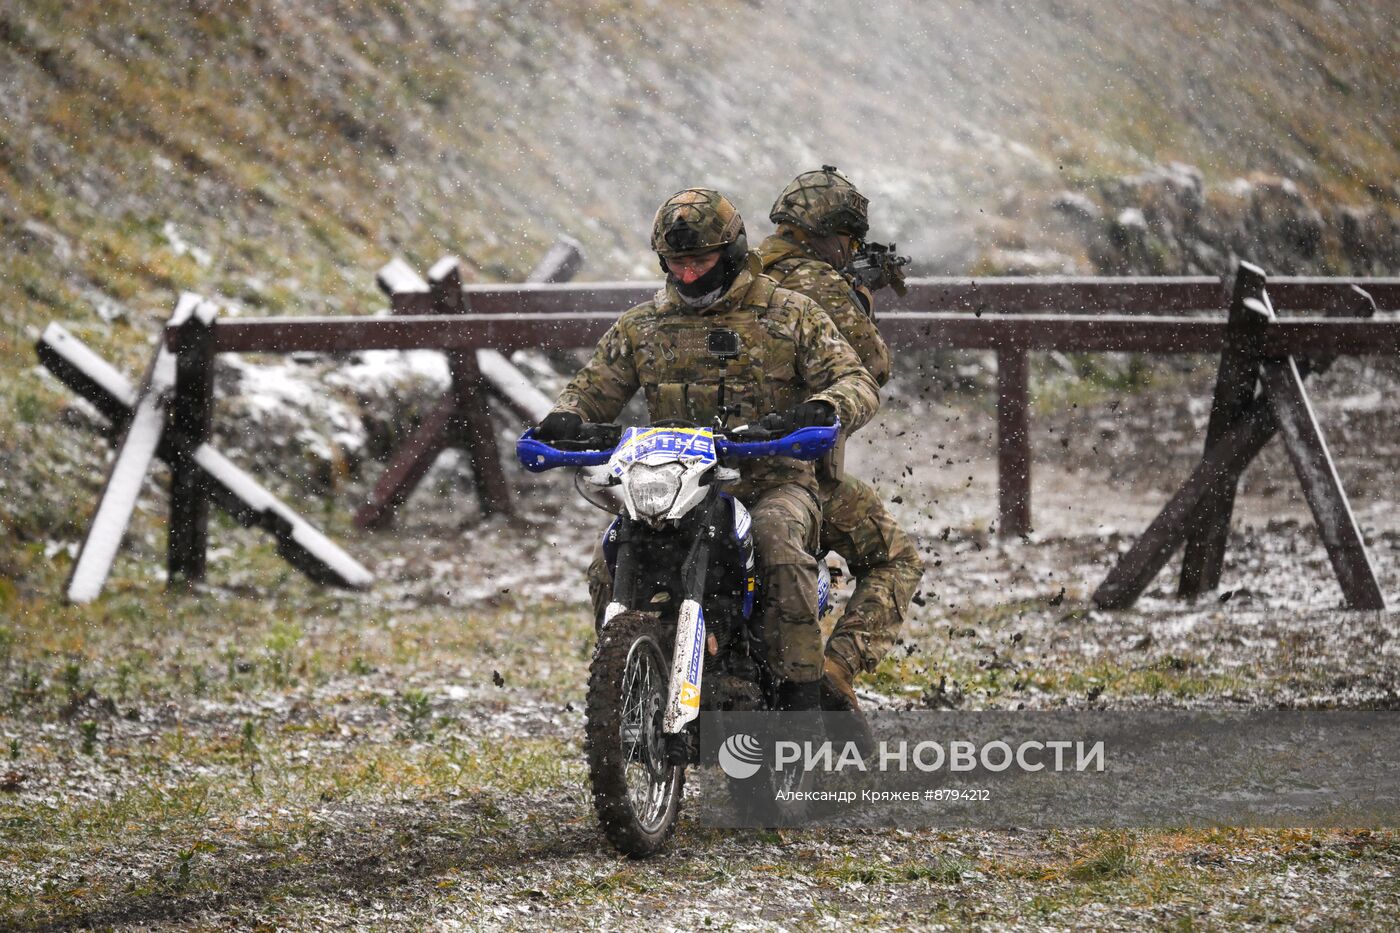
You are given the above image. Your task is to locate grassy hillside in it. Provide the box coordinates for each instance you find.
[2,0,1398,576]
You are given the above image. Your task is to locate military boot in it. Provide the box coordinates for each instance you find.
[776,679,823,712]
[821,651,874,757]
[775,680,827,748]
[821,652,861,712]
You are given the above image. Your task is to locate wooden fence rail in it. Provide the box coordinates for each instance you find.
[143,268,1399,608]
[193,313,1400,356]
[443,276,1400,316]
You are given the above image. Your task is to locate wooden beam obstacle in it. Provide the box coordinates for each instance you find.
[41,242,584,600]
[181,265,1397,607]
[1093,265,1385,610]
[38,304,372,604]
[355,238,583,528]
[45,265,1398,606]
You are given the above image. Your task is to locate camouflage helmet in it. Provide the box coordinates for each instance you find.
[769,165,869,239]
[651,188,747,258]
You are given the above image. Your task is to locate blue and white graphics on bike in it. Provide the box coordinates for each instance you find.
[608,427,720,525]
[606,427,726,734]
[517,421,838,737]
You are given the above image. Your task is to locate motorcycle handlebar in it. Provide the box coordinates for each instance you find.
[516,419,839,473]
[547,422,624,451]
[516,428,614,471]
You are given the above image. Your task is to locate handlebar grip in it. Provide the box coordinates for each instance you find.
[516,427,616,472]
[579,422,624,448]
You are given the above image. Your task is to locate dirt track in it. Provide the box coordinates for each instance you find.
[3,355,1399,929]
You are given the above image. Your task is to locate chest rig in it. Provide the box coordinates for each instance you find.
[634,278,805,428]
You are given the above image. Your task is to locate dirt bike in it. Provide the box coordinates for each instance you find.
[516,413,837,857]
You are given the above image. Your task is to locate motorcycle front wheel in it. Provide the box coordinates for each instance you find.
[585,610,685,857]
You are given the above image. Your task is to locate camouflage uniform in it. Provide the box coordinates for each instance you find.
[561,243,880,684]
[755,234,889,388]
[757,224,924,676]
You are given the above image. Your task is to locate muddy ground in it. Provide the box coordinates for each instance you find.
[2,353,1398,930]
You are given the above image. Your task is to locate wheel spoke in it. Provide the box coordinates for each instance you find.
[589,620,684,852]
[622,641,672,828]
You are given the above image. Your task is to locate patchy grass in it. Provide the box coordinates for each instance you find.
[817,854,974,886]
[2,1,1399,927]
[5,528,1398,928]
[870,649,1256,706]
[1064,833,1137,882]
[0,564,596,712]
[0,694,584,925]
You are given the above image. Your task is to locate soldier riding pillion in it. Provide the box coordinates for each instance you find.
[537,187,880,712]
[758,166,926,732]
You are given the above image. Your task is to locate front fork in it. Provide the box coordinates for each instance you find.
[662,598,706,734]
[605,491,722,742]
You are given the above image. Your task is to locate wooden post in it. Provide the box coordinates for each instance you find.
[432,257,514,518]
[1246,298,1385,610]
[358,261,445,528]
[525,236,584,284]
[1178,262,1267,596]
[168,300,218,586]
[1095,285,1385,610]
[1094,396,1281,608]
[354,394,460,529]
[1261,356,1385,609]
[996,348,1031,537]
[65,295,197,603]
[376,257,432,313]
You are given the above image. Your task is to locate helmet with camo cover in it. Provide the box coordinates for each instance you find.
[651,188,747,258]
[769,165,870,239]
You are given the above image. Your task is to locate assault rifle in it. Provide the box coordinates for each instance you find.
[846,241,910,297]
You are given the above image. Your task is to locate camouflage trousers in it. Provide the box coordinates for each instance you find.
[587,483,827,684]
[818,473,925,674]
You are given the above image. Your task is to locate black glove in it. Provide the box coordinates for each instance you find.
[789,400,837,429]
[535,411,583,443]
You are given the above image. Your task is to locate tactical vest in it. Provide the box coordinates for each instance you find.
[630,276,822,501]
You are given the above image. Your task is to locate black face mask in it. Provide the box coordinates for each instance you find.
[672,256,730,302]
[663,233,748,306]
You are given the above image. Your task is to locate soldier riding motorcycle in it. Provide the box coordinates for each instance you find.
[519,412,839,855]
[530,188,879,855]
[758,166,925,735]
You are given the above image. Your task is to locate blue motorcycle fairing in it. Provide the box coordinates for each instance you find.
[516,429,612,473]
[601,515,622,566]
[715,424,839,462]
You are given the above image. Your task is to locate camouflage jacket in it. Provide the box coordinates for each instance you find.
[552,252,880,501]
[756,233,890,387]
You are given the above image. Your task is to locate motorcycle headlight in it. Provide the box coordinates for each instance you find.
[626,462,685,520]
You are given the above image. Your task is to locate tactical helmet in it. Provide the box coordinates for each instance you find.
[769,165,870,239]
[651,188,747,258]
